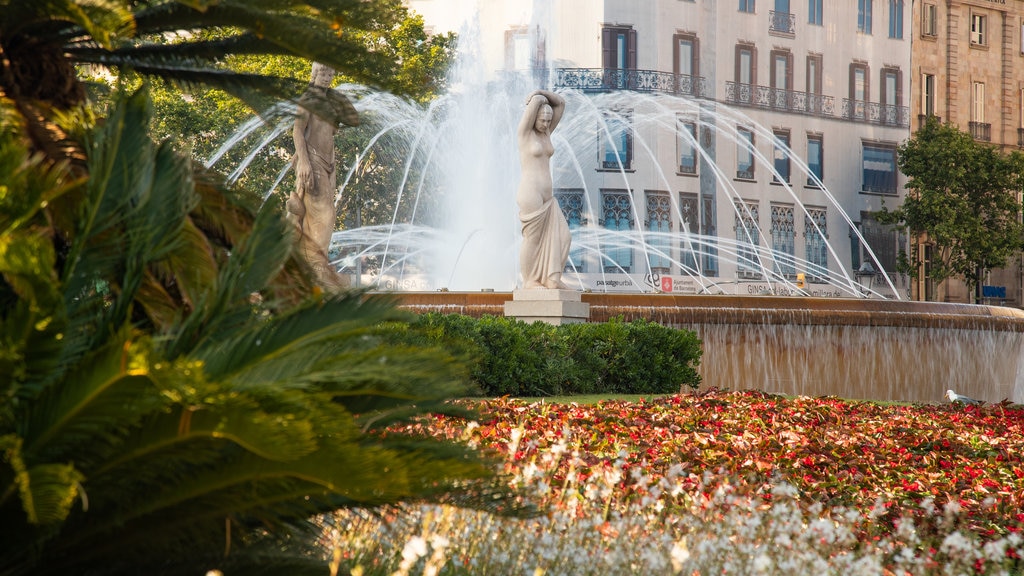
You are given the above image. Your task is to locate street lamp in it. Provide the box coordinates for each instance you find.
[855,261,877,295]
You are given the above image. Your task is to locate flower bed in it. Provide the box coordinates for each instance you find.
[330,390,1024,575]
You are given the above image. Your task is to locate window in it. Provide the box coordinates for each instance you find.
[735,44,757,104]
[806,134,823,185]
[770,50,792,109]
[804,208,829,280]
[849,63,869,121]
[737,127,755,179]
[739,0,755,13]
[856,213,898,274]
[602,26,637,69]
[858,0,873,34]
[881,68,902,125]
[771,204,796,279]
[806,54,823,113]
[600,190,633,273]
[734,200,761,277]
[772,130,791,184]
[922,3,937,36]
[971,82,989,141]
[645,191,672,273]
[673,33,700,96]
[504,27,544,70]
[809,0,823,25]
[922,73,935,117]
[888,0,903,38]
[971,13,986,45]
[771,0,794,34]
[677,118,698,174]
[556,190,585,272]
[973,82,985,122]
[600,110,632,170]
[679,192,701,273]
[862,143,897,194]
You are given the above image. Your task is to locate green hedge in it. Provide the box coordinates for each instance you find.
[381,313,702,397]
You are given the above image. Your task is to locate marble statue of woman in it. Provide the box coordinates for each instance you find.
[286,62,358,288]
[517,89,572,290]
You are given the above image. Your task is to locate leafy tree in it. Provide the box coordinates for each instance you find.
[1,0,453,325]
[141,6,457,202]
[0,87,497,576]
[877,117,1024,302]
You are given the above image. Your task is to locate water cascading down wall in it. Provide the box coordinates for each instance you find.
[395,292,1024,404]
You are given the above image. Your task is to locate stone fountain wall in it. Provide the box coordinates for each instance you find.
[393,292,1024,404]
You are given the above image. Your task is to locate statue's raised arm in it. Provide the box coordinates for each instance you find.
[515,89,572,290]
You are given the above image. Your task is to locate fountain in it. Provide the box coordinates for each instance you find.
[206,14,1024,405]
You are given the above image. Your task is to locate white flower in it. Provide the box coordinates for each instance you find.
[401,535,428,563]
[753,553,772,573]
[671,538,690,571]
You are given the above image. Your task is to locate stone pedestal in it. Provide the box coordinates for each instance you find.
[503,289,591,325]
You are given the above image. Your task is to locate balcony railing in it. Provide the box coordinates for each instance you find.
[840,99,910,128]
[969,121,991,142]
[769,10,796,35]
[724,82,835,118]
[917,113,941,130]
[554,68,709,98]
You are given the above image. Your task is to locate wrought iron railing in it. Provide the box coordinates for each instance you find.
[724,82,835,118]
[554,68,709,98]
[917,113,941,130]
[969,121,991,142]
[840,99,910,127]
[769,10,796,35]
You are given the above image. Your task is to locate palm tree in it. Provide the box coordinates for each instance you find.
[0,0,421,162]
[1,0,441,330]
[0,89,496,576]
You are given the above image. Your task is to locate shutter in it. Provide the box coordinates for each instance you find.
[751,46,757,86]
[692,37,700,79]
[628,29,638,69]
[504,29,514,69]
[734,45,741,84]
[672,34,681,75]
[535,26,546,68]
[786,52,793,91]
[602,27,614,69]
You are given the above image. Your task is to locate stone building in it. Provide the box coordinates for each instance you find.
[909,0,1024,305]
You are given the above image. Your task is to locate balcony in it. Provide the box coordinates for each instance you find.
[724,82,835,118]
[916,113,941,130]
[841,99,910,128]
[969,121,991,142]
[554,68,709,98]
[769,10,796,35]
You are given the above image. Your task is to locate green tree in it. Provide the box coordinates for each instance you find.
[1,0,453,325]
[142,7,457,202]
[877,117,1024,302]
[0,88,495,576]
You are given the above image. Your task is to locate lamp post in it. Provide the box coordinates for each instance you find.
[855,261,877,296]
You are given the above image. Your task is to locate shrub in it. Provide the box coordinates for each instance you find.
[387,313,703,397]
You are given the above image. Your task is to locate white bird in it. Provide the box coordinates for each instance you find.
[946,389,982,405]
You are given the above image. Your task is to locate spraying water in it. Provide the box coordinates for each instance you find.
[207,13,899,297]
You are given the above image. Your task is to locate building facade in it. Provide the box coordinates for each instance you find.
[410,0,913,297]
[909,0,1024,305]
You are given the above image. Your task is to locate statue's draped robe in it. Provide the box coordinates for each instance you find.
[519,197,571,287]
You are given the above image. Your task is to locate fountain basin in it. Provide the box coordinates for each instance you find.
[392,292,1024,404]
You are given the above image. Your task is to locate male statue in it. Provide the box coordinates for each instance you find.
[286,62,358,288]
